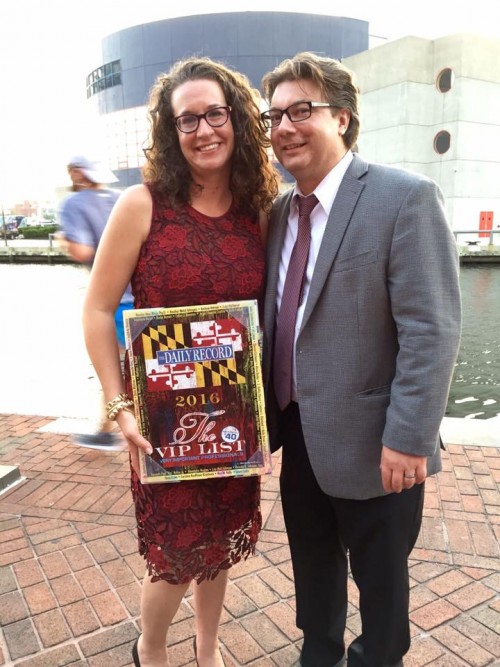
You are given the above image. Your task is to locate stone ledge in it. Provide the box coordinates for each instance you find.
[0,248,75,264]
[0,464,22,492]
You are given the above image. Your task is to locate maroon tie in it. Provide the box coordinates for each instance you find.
[273,193,318,410]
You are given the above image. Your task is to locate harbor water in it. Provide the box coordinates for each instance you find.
[447,265,499,420]
[0,263,498,421]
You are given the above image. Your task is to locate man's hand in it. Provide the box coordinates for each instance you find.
[380,445,427,493]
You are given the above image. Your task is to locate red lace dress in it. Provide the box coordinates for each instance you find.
[126,194,264,584]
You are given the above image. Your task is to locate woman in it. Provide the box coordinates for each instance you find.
[82,57,279,667]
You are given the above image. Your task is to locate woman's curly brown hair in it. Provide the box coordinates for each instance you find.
[143,57,279,215]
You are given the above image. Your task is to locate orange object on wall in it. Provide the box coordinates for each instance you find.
[479,211,493,239]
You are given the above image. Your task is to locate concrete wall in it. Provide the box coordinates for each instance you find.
[344,34,500,233]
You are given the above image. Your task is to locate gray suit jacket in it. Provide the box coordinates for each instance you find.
[263,154,462,499]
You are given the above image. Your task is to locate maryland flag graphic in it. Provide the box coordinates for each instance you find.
[141,318,246,393]
[124,301,271,484]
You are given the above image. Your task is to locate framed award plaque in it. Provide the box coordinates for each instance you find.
[124,300,271,483]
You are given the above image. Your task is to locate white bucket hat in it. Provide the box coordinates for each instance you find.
[67,155,118,184]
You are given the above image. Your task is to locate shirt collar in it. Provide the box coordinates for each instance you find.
[292,150,353,216]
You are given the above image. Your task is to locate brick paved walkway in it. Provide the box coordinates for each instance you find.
[0,413,499,667]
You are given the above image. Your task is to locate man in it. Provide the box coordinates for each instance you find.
[261,53,461,667]
[59,155,133,450]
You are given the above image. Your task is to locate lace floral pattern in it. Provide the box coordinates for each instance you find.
[126,195,264,584]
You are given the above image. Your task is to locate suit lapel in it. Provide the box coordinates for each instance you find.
[264,190,293,337]
[300,155,368,332]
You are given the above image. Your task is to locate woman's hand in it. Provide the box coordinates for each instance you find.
[116,410,153,477]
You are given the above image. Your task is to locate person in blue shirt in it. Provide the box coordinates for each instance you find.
[59,155,133,450]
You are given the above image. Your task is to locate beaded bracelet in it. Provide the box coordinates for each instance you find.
[105,393,135,421]
[107,402,135,421]
[105,393,130,410]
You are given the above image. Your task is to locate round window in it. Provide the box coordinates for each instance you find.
[437,68,454,93]
[434,131,451,155]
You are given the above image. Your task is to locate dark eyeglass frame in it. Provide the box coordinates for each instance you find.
[261,101,336,128]
[174,106,232,133]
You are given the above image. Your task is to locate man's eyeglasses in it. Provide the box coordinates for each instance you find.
[174,106,231,134]
[261,101,336,128]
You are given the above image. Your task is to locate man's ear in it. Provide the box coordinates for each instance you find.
[337,108,351,136]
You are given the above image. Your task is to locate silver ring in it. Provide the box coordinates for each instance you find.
[404,473,416,479]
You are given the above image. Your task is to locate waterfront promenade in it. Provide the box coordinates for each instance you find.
[0,262,499,666]
[1,416,499,666]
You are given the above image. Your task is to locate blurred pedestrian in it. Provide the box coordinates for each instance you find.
[59,155,133,450]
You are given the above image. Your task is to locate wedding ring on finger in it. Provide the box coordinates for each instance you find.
[403,473,416,479]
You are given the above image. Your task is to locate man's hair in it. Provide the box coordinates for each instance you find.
[142,57,279,214]
[262,52,360,150]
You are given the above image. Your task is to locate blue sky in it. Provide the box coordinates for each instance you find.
[0,0,496,204]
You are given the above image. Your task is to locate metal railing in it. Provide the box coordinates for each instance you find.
[453,229,499,245]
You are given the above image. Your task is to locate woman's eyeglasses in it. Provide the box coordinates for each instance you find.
[174,106,231,134]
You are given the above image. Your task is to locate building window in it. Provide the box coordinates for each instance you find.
[86,60,122,98]
[101,106,149,171]
[434,131,451,155]
[436,67,454,93]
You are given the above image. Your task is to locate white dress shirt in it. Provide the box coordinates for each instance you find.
[276,150,353,400]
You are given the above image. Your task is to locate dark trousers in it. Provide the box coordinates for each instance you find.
[279,403,424,667]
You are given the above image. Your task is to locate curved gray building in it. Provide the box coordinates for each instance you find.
[86,11,369,187]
